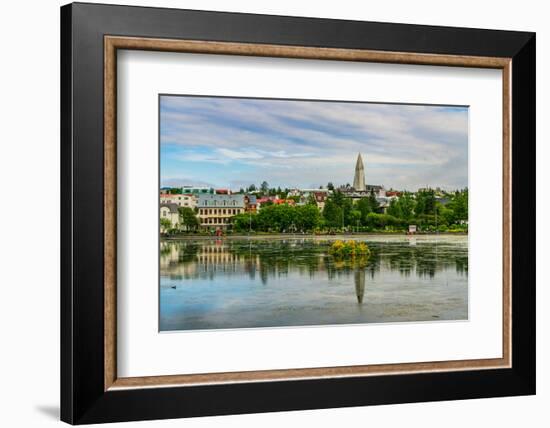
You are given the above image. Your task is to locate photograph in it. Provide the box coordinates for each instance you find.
[53,2,536,424]
[159,95,469,331]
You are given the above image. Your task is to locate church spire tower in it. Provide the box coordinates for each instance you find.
[353,153,366,191]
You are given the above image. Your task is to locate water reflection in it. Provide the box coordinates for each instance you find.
[355,270,365,304]
[160,237,467,282]
[160,236,468,331]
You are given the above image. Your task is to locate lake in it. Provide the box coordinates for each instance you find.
[159,235,468,331]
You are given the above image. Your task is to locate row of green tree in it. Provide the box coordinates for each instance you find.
[386,189,468,226]
[233,204,320,233]
[230,188,468,233]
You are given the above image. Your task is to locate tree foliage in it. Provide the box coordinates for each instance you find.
[387,192,415,220]
[368,190,379,212]
[160,217,172,233]
[232,203,322,233]
[415,189,436,215]
[449,188,468,221]
[178,207,199,231]
[322,199,344,228]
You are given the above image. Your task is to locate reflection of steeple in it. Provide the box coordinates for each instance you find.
[353,153,366,191]
[161,239,468,293]
[354,270,365,304]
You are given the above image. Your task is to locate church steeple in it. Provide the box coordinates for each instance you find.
[353,153,366,191]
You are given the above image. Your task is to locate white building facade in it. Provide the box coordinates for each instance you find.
[197,194,245,229]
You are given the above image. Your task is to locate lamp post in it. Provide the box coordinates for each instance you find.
[434,203,439,235]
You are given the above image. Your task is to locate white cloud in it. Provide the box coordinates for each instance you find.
[217,148,263,160]
[160,96,468,190]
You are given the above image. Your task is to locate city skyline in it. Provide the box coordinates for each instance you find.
[160,95,468,191]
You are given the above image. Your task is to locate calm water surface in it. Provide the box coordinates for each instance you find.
[160,235,468,331]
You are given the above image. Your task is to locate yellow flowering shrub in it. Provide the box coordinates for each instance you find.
[329,240,370,258]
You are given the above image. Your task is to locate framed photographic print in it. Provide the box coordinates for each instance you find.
[60,2,536,424]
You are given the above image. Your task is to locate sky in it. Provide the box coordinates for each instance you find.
[160,95,468,191]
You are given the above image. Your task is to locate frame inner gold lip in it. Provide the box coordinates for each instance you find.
[104,35,512,391]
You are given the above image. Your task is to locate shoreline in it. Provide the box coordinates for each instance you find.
[162,232,468,241]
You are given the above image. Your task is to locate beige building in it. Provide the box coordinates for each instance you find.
[160,203,180,231]
[160,193,197,209]
[197,194,245,229]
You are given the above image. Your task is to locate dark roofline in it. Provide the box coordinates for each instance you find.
[160,203,179,213]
